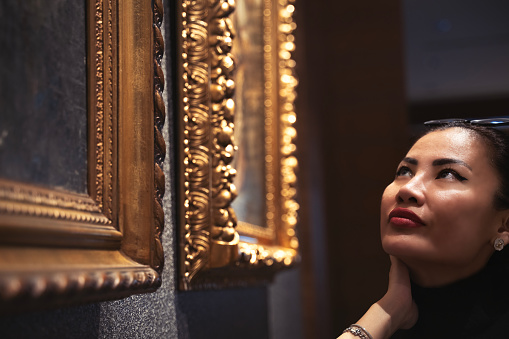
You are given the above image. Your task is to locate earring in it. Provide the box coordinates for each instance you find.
[494,238,505,251]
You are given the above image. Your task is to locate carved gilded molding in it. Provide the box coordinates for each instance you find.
[178,0,299,290]
[0,248,161,311]
[0,0,164,312]
[93,0,106,211]
[153,0,166,272]
[180,0,214,285]
[209,0,238,246]
[90,0,116,221]
[275,0,299,251]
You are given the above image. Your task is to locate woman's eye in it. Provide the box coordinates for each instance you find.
[395,166,412,178]
[436,169,467,182]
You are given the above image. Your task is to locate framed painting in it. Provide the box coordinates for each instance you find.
[177,0,299,289]
[0,0,165,312]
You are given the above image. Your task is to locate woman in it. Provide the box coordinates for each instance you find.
[339,120,509,339]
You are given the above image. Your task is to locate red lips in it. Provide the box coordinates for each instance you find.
[389,207,425,228]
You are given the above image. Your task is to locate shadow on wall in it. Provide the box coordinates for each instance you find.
[0,305,100,339]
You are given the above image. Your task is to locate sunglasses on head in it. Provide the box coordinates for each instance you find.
[424,118,509,133]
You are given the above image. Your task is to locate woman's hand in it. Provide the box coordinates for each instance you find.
[338,256,418,339]
[377,256,418,331]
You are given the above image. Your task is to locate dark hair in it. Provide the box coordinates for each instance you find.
[424,122,509,210]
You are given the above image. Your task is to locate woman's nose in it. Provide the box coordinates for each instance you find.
[396,176,425,205]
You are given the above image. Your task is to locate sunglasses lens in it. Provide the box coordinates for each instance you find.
[470,118,509,126]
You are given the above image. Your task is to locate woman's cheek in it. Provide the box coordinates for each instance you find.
[380,222,396,251]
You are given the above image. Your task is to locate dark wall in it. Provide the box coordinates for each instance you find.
[295,1,409,337]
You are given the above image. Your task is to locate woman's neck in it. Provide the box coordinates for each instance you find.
[402,257,490,287]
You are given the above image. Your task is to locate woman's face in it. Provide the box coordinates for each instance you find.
[380,127,509,286]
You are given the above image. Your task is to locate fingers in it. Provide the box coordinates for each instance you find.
[389,256,411,284]
[387,256,418,330]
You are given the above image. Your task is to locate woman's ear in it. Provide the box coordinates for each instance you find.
[496,212,509,245]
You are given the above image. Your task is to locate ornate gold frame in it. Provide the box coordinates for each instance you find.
[0,0,165,312]
[178,0,298,289]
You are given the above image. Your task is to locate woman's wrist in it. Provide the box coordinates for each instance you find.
[342,324,373,339]
[336,303,393,339]
[356,303,393,339]
[338,299,411,339]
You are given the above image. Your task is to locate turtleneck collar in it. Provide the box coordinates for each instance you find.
[391,250,509,339]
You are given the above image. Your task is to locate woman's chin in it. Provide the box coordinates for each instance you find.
[381,235,429,259]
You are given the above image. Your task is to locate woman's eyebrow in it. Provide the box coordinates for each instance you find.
[432,158,473,170]
[402,157,418,165]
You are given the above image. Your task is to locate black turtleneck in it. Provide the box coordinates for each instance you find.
[391,250,509,339]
